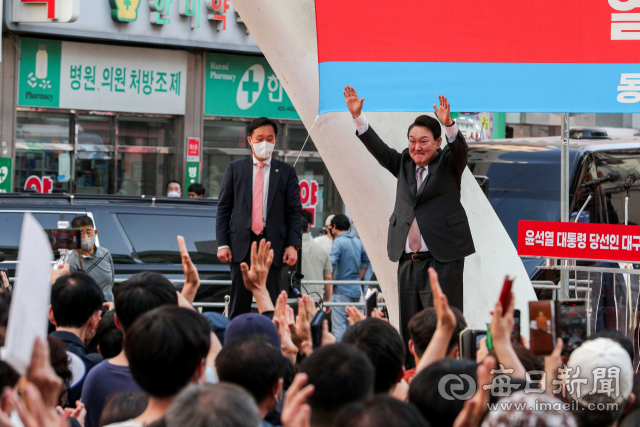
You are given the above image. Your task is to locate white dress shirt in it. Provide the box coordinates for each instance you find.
[353,113,459,253]
[218,155,272,251]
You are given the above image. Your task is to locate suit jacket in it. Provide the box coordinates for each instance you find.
[216,156,302,267]
[357,125,475,263]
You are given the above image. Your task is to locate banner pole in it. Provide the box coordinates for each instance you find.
[560,112,570,299]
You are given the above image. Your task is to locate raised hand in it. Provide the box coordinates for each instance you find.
[346,305,365,325]
[178,235,200,304]
[430,268,456,331]
[281,374,314,427]
[433,95,453,126]
[240,239,273,294]
[343,85,365,118]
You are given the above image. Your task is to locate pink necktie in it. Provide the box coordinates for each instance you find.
[407,167,425,253]
[251,162,266,235]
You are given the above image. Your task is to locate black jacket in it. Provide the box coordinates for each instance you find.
[50,331,102,407]
[357,124,475,263]
[216,156,302,267]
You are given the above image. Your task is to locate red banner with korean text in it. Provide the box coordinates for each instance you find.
[518,221,640,262]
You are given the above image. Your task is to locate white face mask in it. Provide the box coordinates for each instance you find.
[81,235,96,252]
[251,140,275,159]
[167,191,181,198]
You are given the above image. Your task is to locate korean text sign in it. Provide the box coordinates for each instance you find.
[315,0,640,114]
[18,38,187,115]
[518,220,640,262]
[204,53,299,119]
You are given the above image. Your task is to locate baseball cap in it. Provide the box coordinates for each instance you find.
[324,215,335,227]
[566,337,633,403]
[224,313,281,349]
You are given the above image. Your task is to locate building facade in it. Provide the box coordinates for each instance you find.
[0,0,342,233]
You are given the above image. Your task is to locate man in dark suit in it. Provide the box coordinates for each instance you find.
[216,117,302,318]
[343,86,475,353]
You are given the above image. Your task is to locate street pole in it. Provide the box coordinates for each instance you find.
[560,112,570,299]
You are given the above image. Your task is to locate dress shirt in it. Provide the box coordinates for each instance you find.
[252,155,271,226]
[352,114,459,254]
[218,155,271,251]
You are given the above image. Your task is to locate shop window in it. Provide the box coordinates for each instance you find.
[116,213,218,264]
[76,116,114,195]
[203,120,248,149]
[287,124,316,151]
[15,111,72,193]
[118,117,172,147]
[201,153,245,198]
[117,152,173,196]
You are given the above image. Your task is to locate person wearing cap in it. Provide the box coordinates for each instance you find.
[300,218,333,308]
[224,313,282,349]
[566,337,636,427]
[314,214,336,256]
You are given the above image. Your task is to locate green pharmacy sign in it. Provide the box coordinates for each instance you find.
[109,0,142,22]
[204,53,299,120]
[18,39,62,108]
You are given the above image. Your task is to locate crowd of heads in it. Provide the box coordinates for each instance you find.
[1,219,639,427]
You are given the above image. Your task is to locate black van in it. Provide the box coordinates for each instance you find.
[0,194,229,304]
[467,136,640,280]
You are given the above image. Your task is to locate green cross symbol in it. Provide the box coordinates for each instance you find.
[242,70,260,103]
[124,0,131,9]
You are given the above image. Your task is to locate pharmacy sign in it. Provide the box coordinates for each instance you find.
[18,38,188,115]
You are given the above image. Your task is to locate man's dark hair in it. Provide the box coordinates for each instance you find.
[570,394,629,427]
[488,343,543,374]
[330,214,351,232]
[407,115,441,140]
[335,395,430,427]
[71,215,94,229]
[51,273,103,328]
[114,272,178,332]
[342,318,405,394]
[166,180,181,192]
[87,310,123,359]
[408,359,477,427]
[587,329,634,361]
[99,392,149,427]
[300,344,374,427]
[247,117,278,137]
[621,408,640,427]
[216,335,290,404]
[125,306,210,398]
[408,307,466,358]
[188,183,206,197]
[301,210,313,225]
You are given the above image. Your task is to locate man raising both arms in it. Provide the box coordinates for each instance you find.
[343,86,475,364]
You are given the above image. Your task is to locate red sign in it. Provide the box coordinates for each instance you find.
[299,179,319,226]
[518,220,640,262]
[187,138,200,158]
[24,175,52,193]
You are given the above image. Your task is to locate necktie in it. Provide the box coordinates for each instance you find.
[407,167,425,253]
[251,162,266,235]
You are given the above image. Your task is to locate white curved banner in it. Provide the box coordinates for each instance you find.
[231,0,537,330]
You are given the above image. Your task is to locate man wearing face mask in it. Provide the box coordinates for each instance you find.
[67,215,116,302]
[166,180,182,198]
[217,117,302,318]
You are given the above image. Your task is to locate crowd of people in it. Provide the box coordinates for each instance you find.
[1,231,639,427]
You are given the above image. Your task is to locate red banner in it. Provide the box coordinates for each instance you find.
[518,221,640,262]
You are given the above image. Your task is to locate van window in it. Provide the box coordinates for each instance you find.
[117,214,219,264]
[593,150,640,225]
[0,213,61,261]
